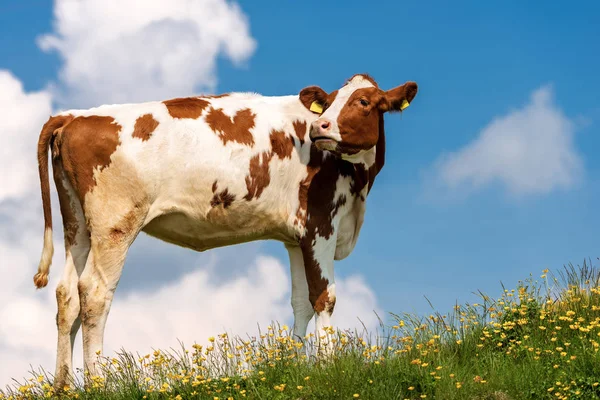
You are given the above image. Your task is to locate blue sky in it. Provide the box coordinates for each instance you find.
[1,0,599,382]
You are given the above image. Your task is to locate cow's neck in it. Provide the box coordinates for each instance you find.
[339,115,386,196]
[367,114,386,193]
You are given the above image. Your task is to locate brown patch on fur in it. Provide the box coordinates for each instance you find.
[163,97,210,119]
[243,129,297,201]
[206,107,256,146]
[293,120,307,144]
[132,114,159,141]
[269,129,294,159]
[58,116,122,203]
[244,152,273,200]
[335,87,384,153]
[210,182,236,208]
[314,289,333,313]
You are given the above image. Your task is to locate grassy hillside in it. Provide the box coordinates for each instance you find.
[3,260,600,400]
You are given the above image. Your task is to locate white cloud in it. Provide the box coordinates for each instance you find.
[38,0,257,107]
[0,71,52,201]
[430,85,583,197]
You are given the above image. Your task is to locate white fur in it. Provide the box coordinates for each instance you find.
[287,245,314,339]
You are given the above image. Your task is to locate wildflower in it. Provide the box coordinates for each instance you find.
[353,394,360,398]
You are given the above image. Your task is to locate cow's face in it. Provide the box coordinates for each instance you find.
[299,74,418,162]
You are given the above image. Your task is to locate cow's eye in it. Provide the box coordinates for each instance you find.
[360,99,369,107]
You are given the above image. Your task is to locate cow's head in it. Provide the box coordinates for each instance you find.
[299,74,418,162]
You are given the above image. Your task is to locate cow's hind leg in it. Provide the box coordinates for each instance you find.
[78,205,146,379]
[53,167,90,390]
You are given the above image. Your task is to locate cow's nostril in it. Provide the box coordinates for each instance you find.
[320,121,330,130]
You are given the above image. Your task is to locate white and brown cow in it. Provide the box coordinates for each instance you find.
[34,74,417,386]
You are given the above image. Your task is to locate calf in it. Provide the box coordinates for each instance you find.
[34,74,418,387]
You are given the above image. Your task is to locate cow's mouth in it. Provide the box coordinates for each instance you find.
[310,135,335,142]
[312,137,339,152]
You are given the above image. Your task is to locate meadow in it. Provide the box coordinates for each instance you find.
[3,260,599,400]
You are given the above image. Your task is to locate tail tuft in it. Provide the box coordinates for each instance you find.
[34,227,54,289]
[33,272,49,289]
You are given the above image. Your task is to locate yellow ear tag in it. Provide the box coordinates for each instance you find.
[310,101,323,114]
[400,99,410,111]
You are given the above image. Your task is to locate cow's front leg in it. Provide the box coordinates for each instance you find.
[286,245,314,339]
[300,235,336,354]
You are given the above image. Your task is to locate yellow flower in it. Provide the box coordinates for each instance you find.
[208,336,215,342]
[297,386,303,390]
[353,394,360,398]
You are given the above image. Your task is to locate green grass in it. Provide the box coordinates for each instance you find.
[3,260,600,400]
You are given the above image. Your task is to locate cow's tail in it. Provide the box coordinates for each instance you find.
[34,115,72,289]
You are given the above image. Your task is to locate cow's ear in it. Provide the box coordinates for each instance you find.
[299,86,329,113]
[380,81,418,113]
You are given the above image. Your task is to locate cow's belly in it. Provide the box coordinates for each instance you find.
[141,211,295,252]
